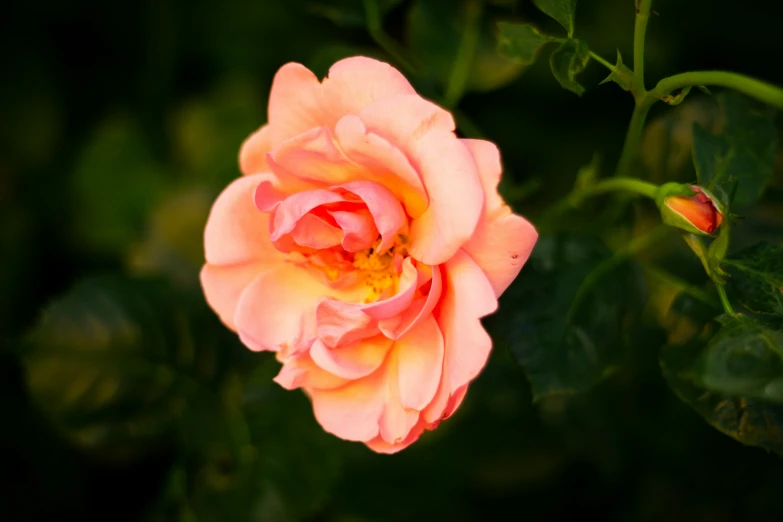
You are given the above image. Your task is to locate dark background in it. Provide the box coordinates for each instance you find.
[3,0,783,521]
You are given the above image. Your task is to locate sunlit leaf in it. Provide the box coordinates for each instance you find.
[549,39,591,96]
[724,242,783,315]
[499,235,646,400]
[497,22,556,65]
[532,0,578,37]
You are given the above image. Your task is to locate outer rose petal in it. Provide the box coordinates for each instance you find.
[310,335,393,380]
[234,263,337,352]
[461,139,538,297]
[200,262,264,330]
[437,250,498,393]
[395,315,444,410]
[267,63,329,149]
[203,174,285,266]
[408,131,484,265]
[322,57,416,120]
[239,125,271,175]
[274,351,349,391]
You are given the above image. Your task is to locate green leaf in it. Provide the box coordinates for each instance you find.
[408,0,526,95]
[692,92,779,210]
[698,316,783,402]
[598,50,632,92]
[724,242,783,315]
[497,22,556,65]
[532,0,578,38]
[661,304,783,455]
[153,356,344,522]
[71,116,169,255]
[499,236,645,400]
[549,39,591,96]
[21,275,242,456]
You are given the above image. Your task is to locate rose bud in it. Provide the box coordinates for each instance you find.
[657,183,724,236]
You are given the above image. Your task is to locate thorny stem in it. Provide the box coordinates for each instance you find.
[633,0,653,95]
[444,0,482,108]
[716,283,738,317]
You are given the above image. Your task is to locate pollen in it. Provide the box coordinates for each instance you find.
[353,236,409,302]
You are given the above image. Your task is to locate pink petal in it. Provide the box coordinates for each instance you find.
[379,349,420,443]
[234,263,329,352]
[268,188,345,240]
[394,315,444,410]
[461,139,503,212]
[339,180,406,253]
[437,249,497,393]
[365,423,425,454]
[310,369,386,442]
[329,209,379,252]
[309,335,393,380]
[316,299,378,348]
[270,126,365,187]
[203,174,285,266]
[408,131,484,265]
[239,125,271,175]
[358,94,455,154]
[463,211,537,297]
[274,352,348,391]
[267,63,329,149]
[379,263,442,339]
[291,213,344,250]
[334,115,428,217]
[321,57,416,118]
[200,262,265,330]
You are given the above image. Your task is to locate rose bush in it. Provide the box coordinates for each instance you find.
[200,56,538,453]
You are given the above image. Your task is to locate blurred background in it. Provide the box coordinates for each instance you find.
[3,0,783,520]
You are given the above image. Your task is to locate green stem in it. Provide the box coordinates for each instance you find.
[632,0,653,95]
[363,0,418,76]
[643,263,718,307]
[538,177,658,226]
[614,102,652,177]
[589,51,615,71]
[567,225,669,322]
[443,0,482,108]
[716,284,737,316]
[649,71,783,111]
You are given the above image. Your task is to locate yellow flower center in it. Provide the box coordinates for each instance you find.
[352,236,409,302]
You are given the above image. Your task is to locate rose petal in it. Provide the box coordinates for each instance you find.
[463,210,537,297]
[379,263,442,339]
[437,249,497,393]
[358,94,455,154]
[274,352,349,391]
[322,57,416,118]
[310,335,392,380]
[335,115,428,217]
[365,423,425,454]
[310,369,386,442]
[461,139,503,212]
[268,188,346,240]
[267,63,329,148]
[200,262,265,330]
[234,263,329,352]
[379,349,420,443]
[339,180,406,253]
[395,315,444,410]
[316,299,378,347]
[329,209,379,252]
[408,132,484,265]
[204,174,284,266]
[239,125,271,175]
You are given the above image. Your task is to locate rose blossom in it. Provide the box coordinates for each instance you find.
[200,57,538,453]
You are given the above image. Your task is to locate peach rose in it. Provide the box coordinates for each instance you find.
[200,57,537,453]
